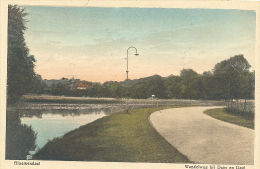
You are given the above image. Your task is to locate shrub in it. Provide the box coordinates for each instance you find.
[224,107,254,120]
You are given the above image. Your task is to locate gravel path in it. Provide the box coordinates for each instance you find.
[149,106,254,165]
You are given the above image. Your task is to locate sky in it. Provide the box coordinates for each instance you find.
[21,6,256,83]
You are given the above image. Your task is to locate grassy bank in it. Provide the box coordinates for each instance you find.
[204,108,254,129]
[33,106,192,163]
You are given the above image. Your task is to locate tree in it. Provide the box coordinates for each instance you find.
[90,84,110,97]
[7,5,36,105]
[146,75,166,99]
[213,54,252,100]
[30,74,45,94]
[202,71,213,77]
[110,82,125,98]
[180,69,200,99]
[202,76,221,100]
[130,82,148,99]
[164,75,182,99]
[213,55,251,74]
[97,85,110,97]
[239,71,254,99]
[51,83,69,96]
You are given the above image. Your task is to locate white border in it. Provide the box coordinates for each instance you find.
[1,1,259,169]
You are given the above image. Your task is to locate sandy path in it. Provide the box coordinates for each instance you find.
[149,107,254,165]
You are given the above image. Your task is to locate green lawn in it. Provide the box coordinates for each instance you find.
[33,106,191,163]
[204,108,254,129]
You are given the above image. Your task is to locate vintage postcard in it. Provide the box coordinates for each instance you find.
[1,1,259,169]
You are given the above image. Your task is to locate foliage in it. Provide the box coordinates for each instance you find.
[119,74,164,87]
[164,75,182,99]
[239,71,254,99]
[130,82,148,99]
[146,75,166,99]
[7,5,37,105]
[110,82,126,98]
[6,110,37,159]
[30,74,45,94]
[224,107,254,120]
[51,83,69,95]
[179,69,200,99]
[213,54,253,100]
[201,76,221,100]
[42,54,254,101]
[91,84,110,97]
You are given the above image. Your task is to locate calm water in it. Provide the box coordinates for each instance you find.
[19,107,123,156]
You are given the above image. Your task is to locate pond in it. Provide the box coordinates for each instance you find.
[7,105,126,160]
[6,100,227,160]
[21,108,113,148]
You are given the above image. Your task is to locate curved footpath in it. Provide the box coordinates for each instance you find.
[149,106,254,165]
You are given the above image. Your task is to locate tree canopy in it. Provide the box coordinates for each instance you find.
[41,54,254,101]
[213,55,253,100]
[7,5,37,105]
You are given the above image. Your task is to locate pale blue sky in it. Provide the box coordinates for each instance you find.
[22,6,256,83]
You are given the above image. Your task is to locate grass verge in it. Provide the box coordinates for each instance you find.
[204,108,254,129]
[33,106,192,163]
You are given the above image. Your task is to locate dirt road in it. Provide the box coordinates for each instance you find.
[149,107,254,164]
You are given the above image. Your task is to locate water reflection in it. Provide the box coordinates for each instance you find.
[6,105,127,159]
[19,107,125,119]
[6,110,37,160]
[19,107,125,153]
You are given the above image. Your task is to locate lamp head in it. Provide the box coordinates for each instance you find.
[135,53,139,56]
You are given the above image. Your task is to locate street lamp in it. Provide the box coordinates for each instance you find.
[126,46,139,113]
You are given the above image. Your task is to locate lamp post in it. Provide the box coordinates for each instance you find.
[126,46,139,113]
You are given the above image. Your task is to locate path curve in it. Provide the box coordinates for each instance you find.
[149,106,254,164]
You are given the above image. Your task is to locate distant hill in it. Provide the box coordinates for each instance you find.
[43,75,167,88]
[102,75,165,87]
[102,75,164,87]
[119,74,158,87]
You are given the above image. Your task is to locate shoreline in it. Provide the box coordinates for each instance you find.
[32,105,192,162]
[5,94,231,112]
[11,94,229,109]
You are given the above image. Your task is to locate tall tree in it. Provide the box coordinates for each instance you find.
[164,75,182,99]
[146,75,166,99]
[213,54,252,100]
[31,74,45,94]
[110,82,125,98]
[239,71,254,99]
[180,69,200,99]
[7,5,36,105]
[130,82,148,99]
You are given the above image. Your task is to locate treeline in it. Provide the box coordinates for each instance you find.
[133,54,254,100]
[42,54,254,101]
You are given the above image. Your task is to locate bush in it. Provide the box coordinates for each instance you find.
[224,107,254,120]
